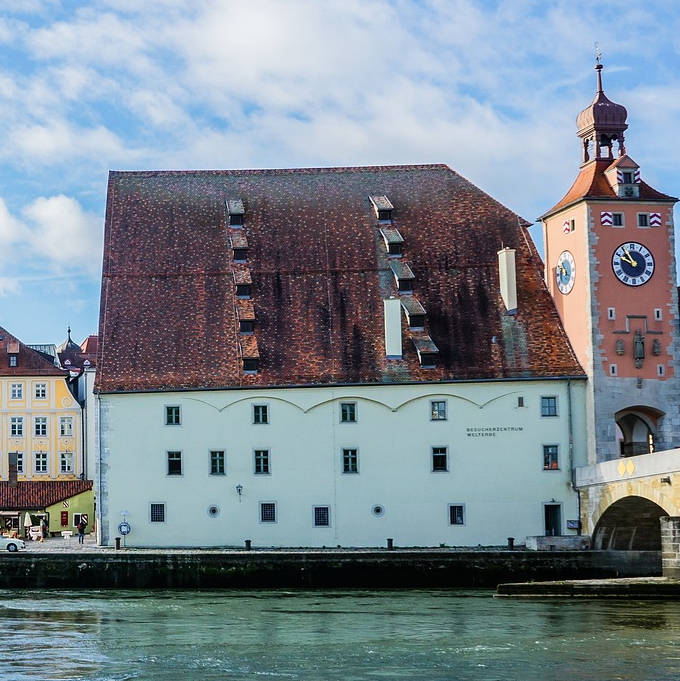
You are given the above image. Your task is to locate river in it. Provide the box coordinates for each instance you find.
[0,589,678,680]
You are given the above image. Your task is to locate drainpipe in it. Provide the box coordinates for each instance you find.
[567,379,582,534]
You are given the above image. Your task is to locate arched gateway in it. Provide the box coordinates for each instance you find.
[592,496,666,550]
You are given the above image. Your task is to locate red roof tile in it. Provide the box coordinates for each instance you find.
[0,480,93,510]
[96,165,584,392]
[0,326,65,377]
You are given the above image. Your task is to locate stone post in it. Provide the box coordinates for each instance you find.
[660,516,680,578]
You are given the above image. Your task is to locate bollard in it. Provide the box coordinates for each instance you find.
[245,539,252,550]
[115,537,121,550]
[507,537,514,550]
[387,538,394,550]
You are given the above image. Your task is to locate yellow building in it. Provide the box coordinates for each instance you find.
[0,325,93,538]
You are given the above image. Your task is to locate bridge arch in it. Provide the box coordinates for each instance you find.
[592,495,668,550]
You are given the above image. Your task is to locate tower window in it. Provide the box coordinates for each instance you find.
[654,309,663,321]
[610,365,618,376]
[612,213,624,227]
[607,308,616,320]
[638,213,649,228]
[658,365,666,377]
[622,171,633,184]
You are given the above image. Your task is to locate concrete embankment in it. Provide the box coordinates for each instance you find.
[496,576,680,598]
[0,549,661,589]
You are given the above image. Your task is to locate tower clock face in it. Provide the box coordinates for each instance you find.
[612,242,655,286]
[555,250,576,294]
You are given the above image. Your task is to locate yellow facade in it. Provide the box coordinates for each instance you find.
[0,375,82,481]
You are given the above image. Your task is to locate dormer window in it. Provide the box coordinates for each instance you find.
[378,209,392,222]
[389,260,415,294]
[369,195,394,223]
[236,284,252,299]
[226,199,245,227]
[413,336,439,368]
[401,297,426,330]
[229,213,243,226]
[243,358,258,373]
[233,248,247,262]
[9,355,17,367]
[239,320,254,334]
[621,171,633,184]
[380,226,404,257]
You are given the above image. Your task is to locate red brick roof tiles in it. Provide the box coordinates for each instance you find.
[96,165,584,392]
[0,326,65,377]
[0,480,93,510]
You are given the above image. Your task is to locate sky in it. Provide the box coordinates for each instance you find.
[2,0,680,346]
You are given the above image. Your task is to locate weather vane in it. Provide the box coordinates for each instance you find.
[595,42,602,64]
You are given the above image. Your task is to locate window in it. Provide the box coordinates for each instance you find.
[388,242,402,256]
[260,502,276,523]
[449,504,465,525]
[397,278,413,293]
[342,448,358,473]
[654,308,663,321]
[35,452,48,474]
[432,446,448,472]
[150,503,166,523]
[253,404,269,424]
[9,355,17,367]
[408,314,425,329]
[622,171,633,184]
[59,417,74,437]
[314,506,331,527]
[10,416,23,437]
[239,320,254,334]
[10,383,23,400]
[243,358,258,373]
[658,364,666,377]
[377,209,393,222]
[607,307,616,320]
[543,445,559,470]
[165,406,181,425]
[254,449,270,474]
[210,450,225,475]
[233,248,247,263]
[167,451,182,476]
[236,284,251,298]
[638,213,649,228]
[610,365,618,376]
[229,213,244,227]
[34,417,47,437]
[34,383,47,399]
[60,452,74,474]
[612,213,624,227]
[340,402,357,423]
[431,400,446,420]
[517,396,524,408]
[10,452,24,474]
[541,396,558,417]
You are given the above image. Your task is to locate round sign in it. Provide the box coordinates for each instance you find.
[118,521,131,535]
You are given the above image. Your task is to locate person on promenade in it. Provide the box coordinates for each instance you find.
[77,520,86,544]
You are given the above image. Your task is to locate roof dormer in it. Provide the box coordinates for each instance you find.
[369,195,394,223]
[226,198,245,227]
[604,156,641,198]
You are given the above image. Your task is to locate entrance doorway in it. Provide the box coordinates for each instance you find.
[544,503,561,536]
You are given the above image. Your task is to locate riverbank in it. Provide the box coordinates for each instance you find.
[496,576,680,598]
[0,543,661,589]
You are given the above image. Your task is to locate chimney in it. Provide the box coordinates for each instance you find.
[383,297,402,359]
[497,247,517,314]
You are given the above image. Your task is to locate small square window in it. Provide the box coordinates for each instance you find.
[260,502,276,523]
[388,242,402,256]
[254,449,270,474]
[543,445,559,470]
[34,383,47,399]
[239,320,254,334]
[229,213,244,227]
[377,209,392,222]
[541,396,558,417]
[233,248,248,262]
[638,213,649,228]
[210,450,225,475]
[165,406,181,425]
[10,383,23,400]
[432,446,448,472]
[314,506,331,527]
[253,404,269,424]
[612,213,624,227]
[449,504,465,525]
[150,503,166,523]
[342,448,358,474]
[622,171,633,184]
[409,314,425,329]
[167,451,182,476]
[340,402,356,423]
[236,284,251,298]
[243,358,259,373]
[397,279,413,293]
[431,401,446,420]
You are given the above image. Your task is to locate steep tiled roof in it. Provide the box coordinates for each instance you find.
[541,159,676,218]
[0,326,65,377]
[97,165,584,392]
[0,480,93,510]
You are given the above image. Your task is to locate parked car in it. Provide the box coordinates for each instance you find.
[0,537,25,552]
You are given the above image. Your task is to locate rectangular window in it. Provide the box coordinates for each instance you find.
[612,213,624,227]
[236,284,252,298]
[9,355,17,367]
[658,365,666,377]
[254,449,270,474]
[342,448,359,474]
[388,242,402,256]
[239,320,254,334]
[165,406,181,425]
[541,396,558,417]
[610,364,618,376]
[10,452,24,475]
[607,307,616,320]
[340,402,357,423]
[10,383,23,400]
[260,502,276,523]
[167,451,182,476]
[34,417,47,437]
[150,503,166,523]
[543,445,559,470]
[431,400,447,420]
[60,452,74,474]
[34,452,48,474]
[233,248,248,262]
[59,417,74,437]
[432,446,448,472]
[10,416,24,437]
[210,450,226,475]
[449,504,465,525]
[397,278,413,293]
[638,213,649,227]
[229,213,244,227]
[314,506,331,527]
[253,404,269,424]
[34,383,47,399]
[517,396,524,408]
[654,308,663,321]
[243,358,259,373]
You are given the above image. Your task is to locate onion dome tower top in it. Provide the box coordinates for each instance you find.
[576,59,628,165]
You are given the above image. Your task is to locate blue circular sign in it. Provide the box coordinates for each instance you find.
[118,521,131,535]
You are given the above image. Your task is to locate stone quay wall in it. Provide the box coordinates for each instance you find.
[0,549,661,589]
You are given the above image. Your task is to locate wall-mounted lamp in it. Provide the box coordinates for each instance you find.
[661,476,672,485]
[236,484,243,501]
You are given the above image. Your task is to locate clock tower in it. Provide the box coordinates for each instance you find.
[540,60,680,463]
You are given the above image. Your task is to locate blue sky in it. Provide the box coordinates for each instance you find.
[2,0,680,345]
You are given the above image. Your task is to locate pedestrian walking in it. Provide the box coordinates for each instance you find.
[77,520,86,544]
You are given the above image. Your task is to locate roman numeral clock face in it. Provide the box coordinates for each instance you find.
[555,250,575,294]
[612,242,655,286]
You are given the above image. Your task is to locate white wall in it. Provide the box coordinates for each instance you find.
[98,379,586,548]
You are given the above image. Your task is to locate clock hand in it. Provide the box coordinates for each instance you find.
[622,247,638,266]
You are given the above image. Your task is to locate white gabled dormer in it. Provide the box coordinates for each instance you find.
[604,156,641,198]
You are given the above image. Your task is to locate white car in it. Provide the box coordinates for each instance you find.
[0,537,25,552]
